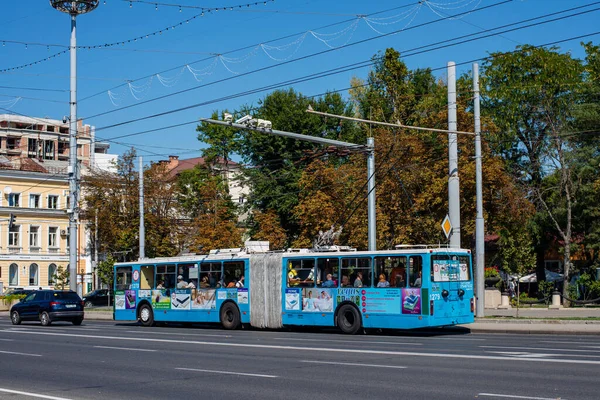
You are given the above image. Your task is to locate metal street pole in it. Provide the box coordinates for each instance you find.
[50,1,99,292]
[139,156,145,260]
[447,61,461,249]
[473,63,485,317]
[201,118,377,250]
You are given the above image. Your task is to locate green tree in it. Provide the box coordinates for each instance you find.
[96,256,115,289]
[52,265,69,290]
[482,45,585,302]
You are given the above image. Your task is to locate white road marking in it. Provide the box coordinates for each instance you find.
[0,350,41,357]
[486,351,554,359]
[176,367,277,378]
[0,388,74,400]
[301,360,406,369]
[540,340,600,345]
[94,345,156,352]
[274,337,423,346]
[478,393,565,400]
[125,330,231,338]
[0,338,14,341]
[4,329,600,365]
[481,345,600,353]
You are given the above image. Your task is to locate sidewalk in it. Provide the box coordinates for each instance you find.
[465,306,600,335]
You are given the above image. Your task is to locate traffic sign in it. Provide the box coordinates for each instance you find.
[442,215,452,239]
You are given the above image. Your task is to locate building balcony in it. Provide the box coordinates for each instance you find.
[29,246,41,253]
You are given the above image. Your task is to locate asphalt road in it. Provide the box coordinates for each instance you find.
[0,316,598,400]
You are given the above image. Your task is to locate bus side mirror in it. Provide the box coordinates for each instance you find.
[457,289,465,297]
[441,289,449,298]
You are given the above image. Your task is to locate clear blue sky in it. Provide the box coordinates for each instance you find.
[0,0,598,162]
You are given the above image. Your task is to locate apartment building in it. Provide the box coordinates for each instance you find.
[0,114,116,294]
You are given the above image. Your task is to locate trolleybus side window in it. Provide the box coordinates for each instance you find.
[289,259,315,287]
[200,262,221,288]
[157,264,177,289]
[341,257,371,288]
[177,263,197,288]
[115,266,132,290]
[140,265,154,289]
[317,258,339,288]
[409,256,423,288]
[374,256,407,288]
[224,261,244,288]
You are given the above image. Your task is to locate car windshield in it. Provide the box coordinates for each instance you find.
[53,292,80,301]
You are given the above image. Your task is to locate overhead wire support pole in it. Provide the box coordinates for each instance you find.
[139,156,145,260]
[447,61,461,249]
[200,118,377,251]
[473,63,485,318]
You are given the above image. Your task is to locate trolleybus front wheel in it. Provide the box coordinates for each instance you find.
[220,302,241,330]
[337,304,361,334]
[139,304,154,327]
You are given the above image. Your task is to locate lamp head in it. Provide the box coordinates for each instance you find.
[50,1,99,15]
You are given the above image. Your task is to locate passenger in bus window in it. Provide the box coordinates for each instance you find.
[177,275,188,289]
[377,274,390,288]
[353,272,364,288]
[156,280,165,289]
[341,275,350,287]
[200,276,210,288]
[395,274,406,288]
[288,263,300,286]
[208,272,216,288]
[390,263,406,288]
[321,274,336,288]
[236,275,245,288]
[413,271,422,288]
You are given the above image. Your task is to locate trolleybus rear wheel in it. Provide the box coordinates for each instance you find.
[139,304,154,327]
[337,304,361,334]
[220,302,241,330]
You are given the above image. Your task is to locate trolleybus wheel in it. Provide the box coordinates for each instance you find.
[337,304,361,334]
[139,304,154,327]
[220,302,241,330]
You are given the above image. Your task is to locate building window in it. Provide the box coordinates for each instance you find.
[8,225,20,247]
[44,140,55,160]
[8,193,20,207]
[29,194,40,208]
[29,226,40,249]
[239,196,245,204]
[48,264,57,286]
[48,195,59,209]
[48,227,58,248]
[28,138,39,158]
[9,263,18,286]
[29,263,39,286]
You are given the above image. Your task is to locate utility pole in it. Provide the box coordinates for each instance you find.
[202,117,377,250]
[447,62,461,248]
[473,63,485,317]
[139,156,145,260]
[50,1,99,292]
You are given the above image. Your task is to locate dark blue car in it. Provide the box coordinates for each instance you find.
[10,290,84,326]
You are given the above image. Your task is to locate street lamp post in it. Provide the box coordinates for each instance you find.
[50,1,99,293]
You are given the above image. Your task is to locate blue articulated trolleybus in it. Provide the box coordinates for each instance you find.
[113,244,474,333]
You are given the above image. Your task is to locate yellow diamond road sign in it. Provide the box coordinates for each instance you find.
[442,215,452,239]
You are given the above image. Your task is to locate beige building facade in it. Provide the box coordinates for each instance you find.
[0,114,117,294]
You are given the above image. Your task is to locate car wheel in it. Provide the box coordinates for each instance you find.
[336,304,362,334]
[40,311,52,326]
[10,311,21,325]
[72,317,83,326]
[84,301,94,308]
[139,304,154,327]
[220,302,241,330]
